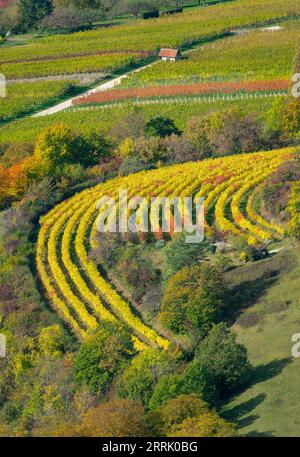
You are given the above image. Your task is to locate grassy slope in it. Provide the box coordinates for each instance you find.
[223,243,300,436]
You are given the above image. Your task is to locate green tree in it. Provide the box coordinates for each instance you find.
[18,0,53,31]
[144,116,181,138]
[117,349,179,407]
[73,132,112,167]
[75,322,134,395]
[148,374,185,411]
[195,323,252,394]
[160,264,227,334]
[162,233,205,278]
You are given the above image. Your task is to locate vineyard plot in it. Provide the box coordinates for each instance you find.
[37,148,296,345]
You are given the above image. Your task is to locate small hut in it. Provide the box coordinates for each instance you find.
[158,48,181,62]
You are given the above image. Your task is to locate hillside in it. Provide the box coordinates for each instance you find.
[223,245,300,436]
[0,0,299,441]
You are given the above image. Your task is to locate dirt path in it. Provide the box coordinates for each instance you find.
[32,61,159,117]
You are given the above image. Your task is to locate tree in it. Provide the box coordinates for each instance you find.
[0,4,20,38]
[41,6,103,32]
[162,134,197,163]
[185,110,264,158]
[160,264,227,334]
[211,111,263,156]
[74,322,134,395]
[33,124,78,179]
[162,233,205,278]
[78,399,150,436]
[182,361,219,405]
[109,108,146,142]
[148,374,186,411]
[144,116,181,138]
[74,132,112,167]
[281,98,300,140]
[33,124,109,179]
[18,0,53,32]
[155,394,209,435]
[54,0,102,7]
[194,323,252,394]
[170,411,236,437]
[115,246,157,301]
[185,115,213,159]
[113,0,152,18]
[133,135,166,163]
[38,325,64,357]
[117,349,179,407]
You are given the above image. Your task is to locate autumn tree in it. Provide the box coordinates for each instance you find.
[170,411,236,437]
[155,394,209,435]
[34,124,78,179]
[78,398,150,437]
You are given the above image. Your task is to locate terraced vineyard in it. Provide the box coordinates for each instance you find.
[37,147,296,346]
[1,0,298,79]
[120,21,300,88]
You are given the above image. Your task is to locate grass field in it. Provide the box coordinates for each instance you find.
[223,245,300,436]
